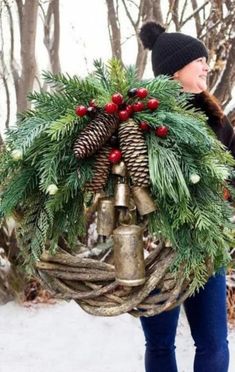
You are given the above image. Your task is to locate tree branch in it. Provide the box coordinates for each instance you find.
[171,0,180,31]
[3,0,20,99]
[181,0,209,28]
[213,38,235,108]
[17,0,39,112]
[190,0,201,34]
[179,0,188,26]
[0,5,10,129]
[43,0,61,74]
[106,0,122,60]
[121,0,138,30]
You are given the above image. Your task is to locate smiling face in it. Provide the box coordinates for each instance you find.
[173,57,209,93]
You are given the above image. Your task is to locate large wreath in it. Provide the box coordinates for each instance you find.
[0,59,234,316]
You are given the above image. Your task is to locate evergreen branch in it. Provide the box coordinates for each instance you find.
[41,71,105,105]
[0,151,21,185]
[0,167,38,216]
[107,58,129,95]
[17,194,52,266]
[45,111,81,141]
[148,134,190,202]
[93,59,110,90]
[6,117,50,154]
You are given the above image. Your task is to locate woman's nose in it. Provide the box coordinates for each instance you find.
[204,62,210,72]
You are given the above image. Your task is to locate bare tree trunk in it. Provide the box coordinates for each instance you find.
[120,0,163,78]
[190,0,201,35]
[1,76,10,129]
[15,0,23,38]
[0,2,10,128]
[152,0,164,24]
[106,0,122,60]
[17,0,39,112]
[213,38,235,108]
[43,0,61,74]
[171,0,180,30]
[135,39,148,79]
[136,0,163,78]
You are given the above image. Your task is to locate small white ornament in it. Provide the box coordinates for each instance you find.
[165,240,172,247]
[11,149,23,161]
[46,184,58,195]
[190,174,200,184]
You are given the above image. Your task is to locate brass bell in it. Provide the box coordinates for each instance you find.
[113,224,145,286]
[132,186,157,215]
[118,199,137,225]
[97,197,116,236]
[112,161,128,177]
[114,178,130,208]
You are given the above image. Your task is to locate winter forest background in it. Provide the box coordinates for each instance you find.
[0,2,235,371]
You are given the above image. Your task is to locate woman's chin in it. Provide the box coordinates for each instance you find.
[182,80,207,94]
[197,80,207,92]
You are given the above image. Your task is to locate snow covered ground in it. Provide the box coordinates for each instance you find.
[0,300,234,372]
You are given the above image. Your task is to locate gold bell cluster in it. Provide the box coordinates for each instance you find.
[96,161,157,287]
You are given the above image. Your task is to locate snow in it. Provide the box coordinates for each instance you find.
[0,300,234,372]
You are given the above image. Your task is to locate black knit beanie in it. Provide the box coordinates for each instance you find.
[139,22,208,77]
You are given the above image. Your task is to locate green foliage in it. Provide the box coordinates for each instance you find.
[143,77,235,290]
[0,60,234,291]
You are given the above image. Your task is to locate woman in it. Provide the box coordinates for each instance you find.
[139,22,235,372]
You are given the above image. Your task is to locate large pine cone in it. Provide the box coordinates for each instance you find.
[85,144,112,192]
[118,119,150,187]
[73,112,119,159]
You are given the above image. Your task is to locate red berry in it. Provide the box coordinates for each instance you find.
[112,93,123,105]
[75,105,87,117]
[104,102,118,114]
[118,110,129,121]
[155,126,169,138]
[108,149,122,163]
[126,105,133,115]
[147,98,160,110]
[132,101,145,112]
[139,121,151,132]
[137,87,148,98]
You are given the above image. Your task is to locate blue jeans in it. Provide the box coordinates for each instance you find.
[140,272,229,372]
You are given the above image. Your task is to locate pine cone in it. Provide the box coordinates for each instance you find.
[118,119,150,187]
[85,144,112,192]
[73,112,119,159]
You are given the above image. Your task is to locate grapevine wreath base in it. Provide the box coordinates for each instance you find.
[35,235,214,317]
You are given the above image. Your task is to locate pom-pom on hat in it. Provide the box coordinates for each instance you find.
[139,21,208,77]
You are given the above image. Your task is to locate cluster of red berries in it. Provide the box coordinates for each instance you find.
[75,88,169,164]
[103,88,160,122]
[75,99,97,118]
[75,87,160,122]
[139,120,169,138]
